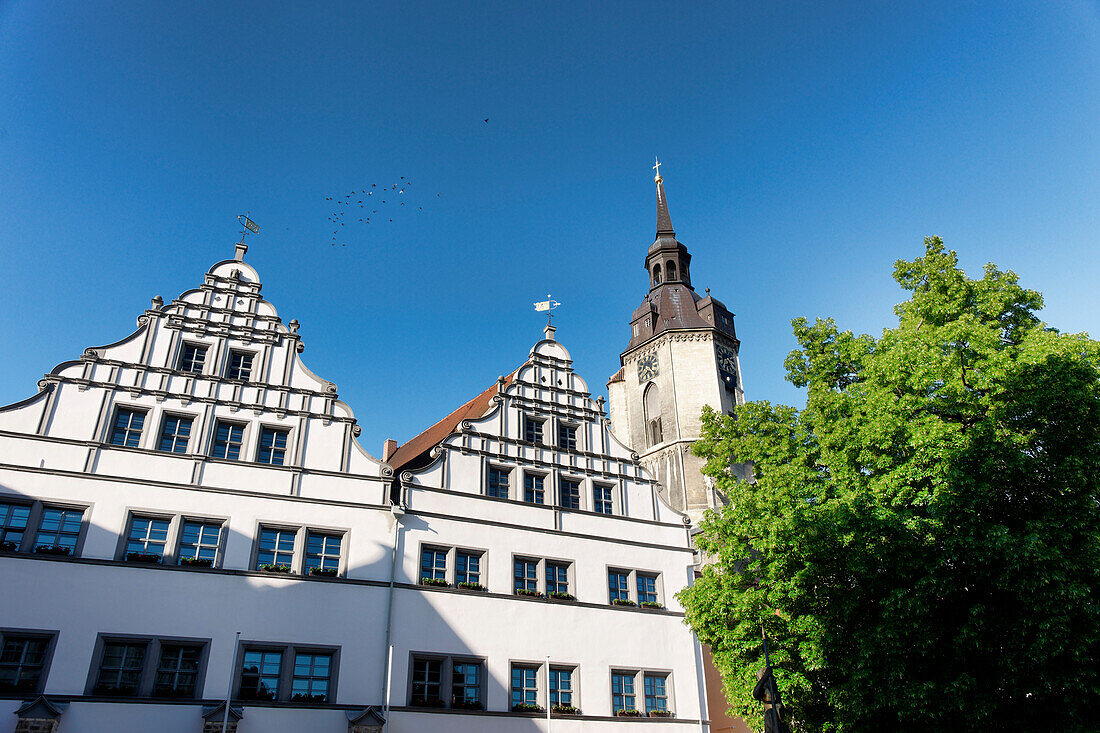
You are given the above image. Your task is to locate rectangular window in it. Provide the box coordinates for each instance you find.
[514,558,538,594]
[511,664,539,709]
[227,350,254,381]
[523,474,544,504]
[257,427,289,465]
[486,466,510,499]
[256,527,296,570]
[456,551,481,585]
[608,570,630,603]
[612,671,637,713]
[593,485,613,514]
[421,547,447,581]
[0,502,31,551]
[239,649,281,700]
[178,344,207,374]
[211,421,245,460]
[523,417,543,443]
[411,657,442,706]
[291,652,332,702]
[557,423,577,450]
[452,661,481,708]
[158,415,193,454]
[153,644,201,698]
[110,408,146,448]
[95,642,147,696]
[126,516,170,560]
[546,562,569,595]
[559,479,581,510]
[34,507,83,553]
[305,532,342,573]
[644,673,669,713]
[178,520,221,565]
[637,574,659,605]
[0,635,50,693]
[549,667,573,708]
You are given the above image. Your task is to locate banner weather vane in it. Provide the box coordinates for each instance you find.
[533,294,561,326]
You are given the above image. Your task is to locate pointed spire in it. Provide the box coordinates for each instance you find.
[654,157,675,236]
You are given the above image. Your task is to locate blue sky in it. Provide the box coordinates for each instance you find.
[2,1,1098,456]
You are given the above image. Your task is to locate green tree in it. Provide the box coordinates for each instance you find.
[679,238,1100,732]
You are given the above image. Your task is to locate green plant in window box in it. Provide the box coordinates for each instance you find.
[0,540,17,552]
[126,551,162,564]
[515,588,541,597]
[420,577,449,587]
[640,601,664,610]
[451,699,483,710]
[33,545,71,556]
[410,696,445,708]
[552,704,580,715]
[242,688,276,701]
[308,567,338,577]
[456,581,485,591]
[611,598,636,607]
[512,703,544,713]
[259,563,292,573]
[548,591,576,601]
[615,709,643,717]
[290,692,327,703]
[648,710,674,718]
[180,556,213,568]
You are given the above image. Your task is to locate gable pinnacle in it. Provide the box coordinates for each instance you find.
[654,158,675,236]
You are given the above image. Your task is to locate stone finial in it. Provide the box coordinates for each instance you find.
[151,295,164,308]
[288,319,300,334]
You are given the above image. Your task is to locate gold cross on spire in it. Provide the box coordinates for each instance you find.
[653,157,662,182]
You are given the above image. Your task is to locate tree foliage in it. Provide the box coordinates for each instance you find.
[679,238,1100,731]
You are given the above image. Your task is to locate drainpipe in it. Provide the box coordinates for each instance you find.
[381,503,405,732]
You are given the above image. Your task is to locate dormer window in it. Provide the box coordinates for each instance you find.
[178,344,207,374]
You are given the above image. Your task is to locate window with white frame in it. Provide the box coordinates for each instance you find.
[305,532,342,575]
[410,656,443,707]
[94,641,147,695]
[451,660,482,709]
[420,547,447,583]
[523,473,545,504]
[608,568,663,607]
[611,670,637,713]
[109,407,146,448]
[608,569,630,603]
[252,525,346,575]
[408,654,485,710]
[546,561,570,596]
[178,519,222,566]
[89,636,208,699]
[291,651,332,702]
[34,506,85,555]
[178,344,207,374]
[0,631,54,694]
[510,663,540,710]
[637,573,659,605]
[227,350,254,380]
[557,423,577,450]
[238,644,337,703]
[211,421,245,460]
[644,672,670,714]
[559,478,581,510]
[513,557,539,595]
[256,527,297,570]
[523,416,544,443]
[125,516,170,562]
[486,466,510,499]
[593,484,613,514]
[456,550,481,586]
[257,427,289,465]
[158,415,193,454]
[0,502,31,552]
[154,644,202,698]
[549,666,575,710]
[513,556,572,598]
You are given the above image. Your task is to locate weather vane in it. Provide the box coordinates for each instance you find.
[533,294,561,326]
[234,212,260,261]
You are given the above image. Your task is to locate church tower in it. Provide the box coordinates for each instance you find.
[607,163,746,524]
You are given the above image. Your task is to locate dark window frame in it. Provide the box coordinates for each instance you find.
[593,484,614,514]
[557,422,578,450]
[226,349,255,381]
[109,406,147,448]
[407,652,486,710]
[157,413,194,454]
[523,473,545,504]
[84,633,210,700]
[522,416,544,444]
[210,420,247,461]
[257,426,290,466]
[559,477,581,510]
[178,343,208,374]
[234,641,339,704]
[0,628,58,695]
[486,465,510,499]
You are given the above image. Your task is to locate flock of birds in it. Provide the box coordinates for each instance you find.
[326,177,443,246]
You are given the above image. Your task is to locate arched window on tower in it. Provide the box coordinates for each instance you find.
[666,261,677,281]
[652,263,662,286]
[643,382,663,447]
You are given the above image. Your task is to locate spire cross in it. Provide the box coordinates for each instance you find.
[653,157,662,182]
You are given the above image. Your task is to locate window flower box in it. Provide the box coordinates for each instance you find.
[410,696,445,708]
[0,540,17,552]
[33,545,71,556]
[456,581,486,591]
[180,556,213,568]
[512,703,544,713]
[611,598,637,607]
[640,601,665,610]
[552,704,580,715]
[615,708,643,717]
[420,577,449,587]
[648,710,675,718]
[308,567,338,577]
[126,551,162,564]
[548,591,576,601]
[290,692,327,703]
[239,688,276,701]
[451,699,483,710]
[515,588,541,598]
[259,563,292,573]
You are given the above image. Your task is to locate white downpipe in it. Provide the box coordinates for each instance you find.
[546,654,552,732]
[221,630,240,733]
[384,643,394,730]
[381,504,405,733]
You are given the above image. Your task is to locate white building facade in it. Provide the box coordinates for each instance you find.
[0,239,711,732]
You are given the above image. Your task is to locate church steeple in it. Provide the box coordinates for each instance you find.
[655,158,675,237]
[645,160,691,291]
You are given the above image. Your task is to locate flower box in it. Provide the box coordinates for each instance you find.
[512,703,544,713]
[451,699,483,710]
[552,704,580,715]
[640,601,665,610]
[615,708,643,717]
[290,692,327,703]
[259,563,292,573]
[0,540,18,552]
[456,581,485,591]
[420,577,449,587]
[180,556,213,568]
[649,710,675,718]
[33,545,71,556]
[239,688,276,701]
[410,697,445,708]
[126,551,162,564]
[308,567,338,577]
[515,588,541,598]
[548,591,576,601]
[611,598,637,607]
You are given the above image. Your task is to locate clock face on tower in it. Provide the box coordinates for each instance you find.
[637,353,659,382]
[716,344,738,392]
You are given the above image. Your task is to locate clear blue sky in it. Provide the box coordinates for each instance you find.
[2,1,1098,456]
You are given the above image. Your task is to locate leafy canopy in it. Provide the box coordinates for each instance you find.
[679,238,1100,732]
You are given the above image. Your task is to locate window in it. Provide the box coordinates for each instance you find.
[546,562,569,595]
[291,652,332,702]
[227,350,254,381]
[110,407,146,448]
[256,527,296,569]
[511,664,539,709]
[95,642,146,695]
[421,547,447,582]
[612,671,637,713]
[178,344,207,374]
[523,473,544,504]
[305,532,342,574]
[456,551,481,585]
[239,649,282,700]
[411,657,443,706]
[452,661,481,708]
[523,417,544,443]
[608,570,630,603]
[648,417,663,446]
[178,520,222,565]
[514,558,538,594]
[158,415,193,454]
[637,574,659,605]
[644,673,669,713]
[257,427,289,465]
[549,667,573,708]
[486,466,510,499]
[667,260,677,280]
[0,502,30,551]
[560,478,581,510]
[557,423,577,450]
[652,263,662,286]
[125,516,170,561]
[34,506,83,553]
[593,485,613,514]
[153,645,201,698]
[0,633,52,693]
[211,421,245,460]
